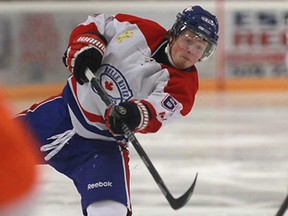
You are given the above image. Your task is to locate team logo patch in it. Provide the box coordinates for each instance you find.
[98,64,133,104]
[161,95,179,112]
[118,30,134,43]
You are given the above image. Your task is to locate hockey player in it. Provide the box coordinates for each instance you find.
[16,5,219,216]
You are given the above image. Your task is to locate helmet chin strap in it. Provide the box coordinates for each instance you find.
[165,43,181,69]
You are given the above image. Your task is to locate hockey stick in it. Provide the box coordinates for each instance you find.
[85,68,198,210]
[276,193,288,216]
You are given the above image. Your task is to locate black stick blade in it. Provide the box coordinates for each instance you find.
[168,173,198,210]
[276,194,288,216]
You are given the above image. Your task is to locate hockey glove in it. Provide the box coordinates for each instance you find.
[105,101,150,135]
[62,33,107,85]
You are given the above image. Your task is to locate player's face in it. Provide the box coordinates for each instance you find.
[170,30,208,69]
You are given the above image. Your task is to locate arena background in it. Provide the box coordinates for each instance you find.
[0,0,287,99]
[0,1,287,216]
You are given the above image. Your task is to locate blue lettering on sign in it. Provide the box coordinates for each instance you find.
[161,95,179,111]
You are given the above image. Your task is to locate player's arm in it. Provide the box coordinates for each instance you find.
[105,69,198,135]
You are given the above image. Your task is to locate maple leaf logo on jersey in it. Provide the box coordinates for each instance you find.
[105,80,113,91]
[99,64,133,104]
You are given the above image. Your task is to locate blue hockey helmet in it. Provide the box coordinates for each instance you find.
[170,5,219,61]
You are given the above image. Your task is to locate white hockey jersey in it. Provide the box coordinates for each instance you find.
[64,13,199,140]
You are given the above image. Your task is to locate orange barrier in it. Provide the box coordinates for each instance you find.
[2,79,288,100]
[200,78,288,91]
[3,83,64,100]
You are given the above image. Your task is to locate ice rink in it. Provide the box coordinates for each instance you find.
[11,91,288,216]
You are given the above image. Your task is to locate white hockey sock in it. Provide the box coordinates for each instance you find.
[86,200,127,216]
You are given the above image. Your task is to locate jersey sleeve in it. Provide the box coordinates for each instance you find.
[66,13,113,47]
[67,13,167,53]
[139,66,199,134]
[114,13,167,53]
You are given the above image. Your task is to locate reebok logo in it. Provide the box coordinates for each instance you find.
[87,181,113,190]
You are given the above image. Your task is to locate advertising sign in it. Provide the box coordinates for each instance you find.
[225,3,288,78]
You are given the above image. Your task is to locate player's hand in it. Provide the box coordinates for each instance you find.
[105,101,150,135]
[62,33,106,85]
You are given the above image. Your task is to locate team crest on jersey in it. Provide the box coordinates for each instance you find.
[99,64,133,104]
[117,30,134,43]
